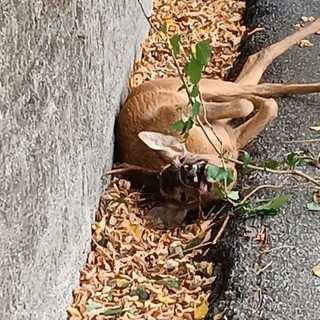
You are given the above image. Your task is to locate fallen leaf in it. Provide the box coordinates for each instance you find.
[116,278,131,288]
[122,219,143,238]
[157,295,176,304]
[214,310,225,320]
[307,202,320,211]
[313,190,320,203]
[66,306,81,317]
[299,39,313,47]
[86,301,104,312]
[155,279,182,288]
[310,126,320,131]
[194,295,209,319]
[312,264,320,277]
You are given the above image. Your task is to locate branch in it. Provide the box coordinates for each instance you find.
[230,158,320,187]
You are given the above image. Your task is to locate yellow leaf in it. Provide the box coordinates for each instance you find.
[66,306,81,317]
[214,310,225,320]
[92,216,106,241]
[312,264,320,277]
[122,219,143,238]
[116,278,130,288]
[160,232,171,243]
[206,262,214,276]
[194,296,209,319]
[157,295,176,304]
[310,126,320,131]
[191,43,197,53]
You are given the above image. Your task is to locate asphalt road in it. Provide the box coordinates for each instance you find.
[213,1,320,319]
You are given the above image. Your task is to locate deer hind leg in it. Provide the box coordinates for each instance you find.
[234,96,279,149]
[236,18,320,85]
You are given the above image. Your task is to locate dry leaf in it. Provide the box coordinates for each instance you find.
[194,295,209,319]
[122,219,143,238]
[67,306,81,317]
[214,310,225,320]
[116,278,131,288]
[157,295,176,304]
[312,264,320,277]
[299,39,313,47]
[310,126,320,131]
[301,16,315,22]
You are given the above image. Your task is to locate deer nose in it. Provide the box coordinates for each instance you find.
[182,165,198,184]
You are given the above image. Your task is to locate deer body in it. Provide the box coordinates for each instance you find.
[115,18,320,227]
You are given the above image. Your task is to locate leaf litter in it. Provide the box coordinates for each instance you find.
[67,180,217,319]
[130,0,246,89]
[67,0,246,319]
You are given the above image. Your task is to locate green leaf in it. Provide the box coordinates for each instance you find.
[307,202,320,211]
[195,39,211,65]
[262,159,280,169]
[87,301,104,312]
[228,191,240,201]
[214,185,227,200]
[192,99,200,117]
[286,152,301,168]
[190,84,199,97]
[169,34,181,56]
[170,120,185,132]
[102,308,126,316]
[160,22,168,33]
[186,57,203,84]
[155,279,182,288]
[137,286,149,300]
[249,194,291,215]
[205,165,234,185]
[242,151,251,170]
[183,117,194,135]
[184,237,202,250]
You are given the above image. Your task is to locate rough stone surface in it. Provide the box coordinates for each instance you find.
[215,1,320,319]
[0,1,151,319]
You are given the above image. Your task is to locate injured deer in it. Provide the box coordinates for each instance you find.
[114,18,320,228]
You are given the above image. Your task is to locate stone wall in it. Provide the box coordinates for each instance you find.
[0,0,152,319]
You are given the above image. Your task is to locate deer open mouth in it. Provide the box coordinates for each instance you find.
[180,160,211,195]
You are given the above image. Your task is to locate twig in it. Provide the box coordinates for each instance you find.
[283,138,320,143]
[260,244,294,254]
[212,213,231,245]
[137,0,193,106]
[105,163,159,176]
[256,261,273,275]
[138,0,226,163]
[238,184,283,206]
[247,27,265,36]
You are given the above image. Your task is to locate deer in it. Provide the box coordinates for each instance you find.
[115,18,320,228]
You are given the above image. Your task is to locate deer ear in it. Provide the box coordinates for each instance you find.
[138,131,185,160]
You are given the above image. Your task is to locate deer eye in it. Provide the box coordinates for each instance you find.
[179,156,186,164]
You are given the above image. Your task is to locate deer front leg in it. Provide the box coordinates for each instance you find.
[236,18,320,85]
[200,99,254,122]
[234,96,279,149]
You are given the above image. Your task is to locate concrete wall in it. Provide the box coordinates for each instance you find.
[0,1,152,319]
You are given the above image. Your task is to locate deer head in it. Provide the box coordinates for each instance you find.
[138,131,236,227]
